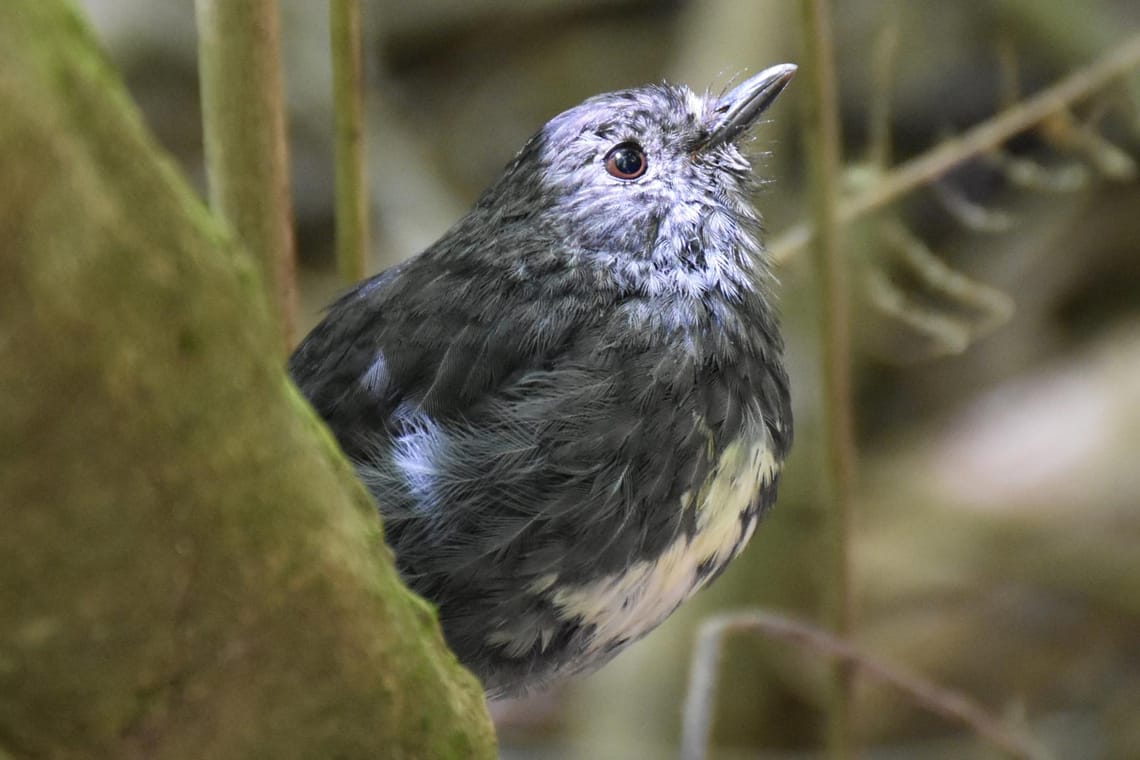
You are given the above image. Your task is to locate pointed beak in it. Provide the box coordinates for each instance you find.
[702,63,797,151]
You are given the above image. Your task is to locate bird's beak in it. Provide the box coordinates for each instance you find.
[702,63,797,151]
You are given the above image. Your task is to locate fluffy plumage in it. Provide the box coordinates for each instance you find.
[290,65,796,697]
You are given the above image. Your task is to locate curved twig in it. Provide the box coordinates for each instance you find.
[681,610,1047,760]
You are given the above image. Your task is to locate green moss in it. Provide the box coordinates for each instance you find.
[0,1,495,757]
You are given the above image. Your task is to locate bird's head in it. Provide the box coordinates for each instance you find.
[471,64,797,297]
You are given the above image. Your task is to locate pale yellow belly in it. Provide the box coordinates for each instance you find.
[546,436,780,654]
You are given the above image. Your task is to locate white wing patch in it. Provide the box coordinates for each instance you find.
[548,436,780,654]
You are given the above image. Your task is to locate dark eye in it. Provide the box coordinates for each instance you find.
[604,142,647,180]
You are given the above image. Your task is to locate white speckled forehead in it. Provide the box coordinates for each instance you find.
[541,82,710,149]
[686,86,710,122]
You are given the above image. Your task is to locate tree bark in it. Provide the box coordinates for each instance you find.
[0,2,495,758]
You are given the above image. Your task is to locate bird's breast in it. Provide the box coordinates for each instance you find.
[544,432,780,657]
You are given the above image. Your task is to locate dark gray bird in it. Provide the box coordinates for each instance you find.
[290,64,796,698]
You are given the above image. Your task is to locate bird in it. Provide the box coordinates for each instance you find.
[289,64,796,699]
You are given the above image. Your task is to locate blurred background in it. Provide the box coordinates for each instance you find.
[78,1,1140,757]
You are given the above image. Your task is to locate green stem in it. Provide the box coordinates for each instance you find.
[799,0,858,757]
[195,0,297,352]
[330,0,370,284]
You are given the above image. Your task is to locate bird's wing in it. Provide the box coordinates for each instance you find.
[288,256,713,575]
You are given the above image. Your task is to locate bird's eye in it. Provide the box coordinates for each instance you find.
[604,142,647,180]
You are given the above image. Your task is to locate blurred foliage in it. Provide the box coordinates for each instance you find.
[76,0,1140,757]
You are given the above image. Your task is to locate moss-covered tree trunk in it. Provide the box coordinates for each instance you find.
[0,2,495,758]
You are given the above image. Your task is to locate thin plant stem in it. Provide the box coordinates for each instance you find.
[866,1,902,168]
[771,31,1140,265]
[799,0,858,757]
[195,0,297,352]
[330,0,370,283]
[681,611,1045,760]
